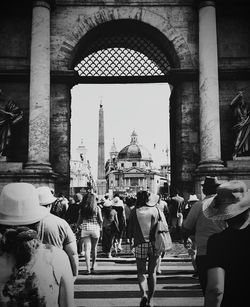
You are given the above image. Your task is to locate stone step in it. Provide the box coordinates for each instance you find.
[74,260,203,307]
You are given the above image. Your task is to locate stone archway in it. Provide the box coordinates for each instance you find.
[1,0,249,197]
[56,7,196,70]
[50,9,199,196]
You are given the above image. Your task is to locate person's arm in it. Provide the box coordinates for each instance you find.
[122,206,127,227]
[182,202,200,232]
[97,206,103,227]
[127,210,134,246]
[58,253,74,307]
[76,209,82,228]
[205,267,225,307]
[64,241,79,280]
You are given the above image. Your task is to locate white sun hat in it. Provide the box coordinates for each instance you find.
[36,186,57,206]
[147,193,160,207]
[203,180,250,221]
[188,194,199,202]
[0,183,49,225]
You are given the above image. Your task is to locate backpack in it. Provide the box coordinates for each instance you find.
[154,208,172,256]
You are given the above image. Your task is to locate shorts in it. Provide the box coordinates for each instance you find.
[81,228,100,239]
[134,242,154,259]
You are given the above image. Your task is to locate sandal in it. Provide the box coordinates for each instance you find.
[140,296,148,307]
[147,301,154,307]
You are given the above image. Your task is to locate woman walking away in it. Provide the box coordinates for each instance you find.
[101,198,119,258]
[128,190,161,307]
[204,180,250,307]
[0,182,74,307]
[112,194,126,252]
[77,192,103,274]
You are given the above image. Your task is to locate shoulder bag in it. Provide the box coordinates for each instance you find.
[154,208,172,256]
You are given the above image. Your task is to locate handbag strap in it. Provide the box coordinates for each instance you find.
[156,207,162,221]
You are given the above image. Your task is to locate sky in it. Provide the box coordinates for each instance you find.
[71,83,171,180]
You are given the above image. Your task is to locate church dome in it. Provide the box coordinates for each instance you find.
[117,131,152,161]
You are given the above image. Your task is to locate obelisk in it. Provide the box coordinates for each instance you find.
[96,103,106,197]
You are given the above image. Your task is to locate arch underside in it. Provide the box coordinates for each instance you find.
[71,20,180,83]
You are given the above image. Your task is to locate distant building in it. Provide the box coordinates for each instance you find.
[70,139,94,195]
[106,131,169,197]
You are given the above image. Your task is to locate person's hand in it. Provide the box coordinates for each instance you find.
[184,237,192,249]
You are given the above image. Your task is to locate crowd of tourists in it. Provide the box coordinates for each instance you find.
[0,176,249,307]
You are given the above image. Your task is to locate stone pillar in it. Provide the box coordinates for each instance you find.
[198,0,223,170]
[97,104,105,180]
[25,0,52,171]
[97,104,106,196]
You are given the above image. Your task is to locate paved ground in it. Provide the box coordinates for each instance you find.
[75,256,203,307]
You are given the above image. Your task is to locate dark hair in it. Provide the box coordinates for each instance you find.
[171,187,179,196]
[136,190,149,208]
[79,193,97,220]
[202,185,218,196]
[74,193,82,203]
[102,206,112,218]
[0,226,40,267]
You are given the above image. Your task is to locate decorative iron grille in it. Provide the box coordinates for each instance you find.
[74,34,170,77]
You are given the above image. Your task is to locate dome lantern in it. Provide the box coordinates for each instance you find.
[130,130,138,145]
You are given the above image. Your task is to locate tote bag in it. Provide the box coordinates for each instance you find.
[154,208,172,256]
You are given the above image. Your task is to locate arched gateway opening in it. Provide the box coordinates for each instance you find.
[68,19,179,197]
[51,15,199,198]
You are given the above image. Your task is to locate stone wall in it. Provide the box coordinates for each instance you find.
[50,83,71,194]
[50,1,199,194]
[51,3,198,70]
[0,0,249,195]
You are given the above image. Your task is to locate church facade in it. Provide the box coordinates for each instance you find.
[106,131,169,196]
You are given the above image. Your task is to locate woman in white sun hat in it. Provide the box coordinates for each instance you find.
[0,182,74,307]
[204,180,250,307]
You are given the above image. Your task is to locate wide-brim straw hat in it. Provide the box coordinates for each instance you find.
[36,186,57,206]
[147,193,160,207]
[188,194,199,202]
[0,183,49,225]
[203,180,250,220]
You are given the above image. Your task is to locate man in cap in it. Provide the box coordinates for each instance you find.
[204,180,250,307]
[182,176,226,294]
[36,186,79,280]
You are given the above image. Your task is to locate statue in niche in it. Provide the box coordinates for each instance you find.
[230,91,250,159]
[0,90,23,159]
